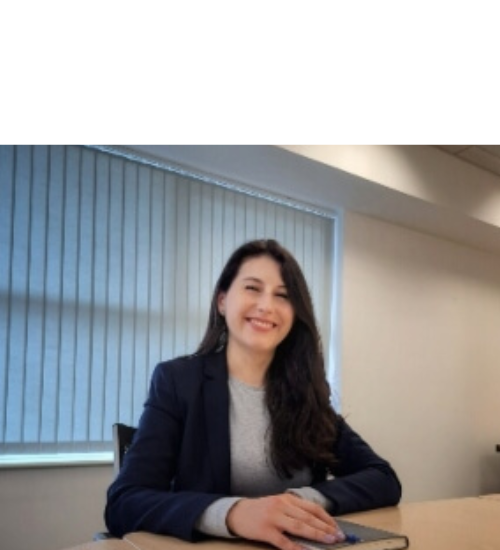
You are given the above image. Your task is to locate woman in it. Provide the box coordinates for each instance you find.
[105,239,401,550]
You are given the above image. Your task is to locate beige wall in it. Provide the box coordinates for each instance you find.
[0,464,112,550]
[341,211,500,502]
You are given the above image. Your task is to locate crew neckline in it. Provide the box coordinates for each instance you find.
[228,375,265,392]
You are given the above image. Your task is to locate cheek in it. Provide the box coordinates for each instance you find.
[281,306,295,330]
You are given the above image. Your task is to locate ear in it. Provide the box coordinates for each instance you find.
[217,292,226,315]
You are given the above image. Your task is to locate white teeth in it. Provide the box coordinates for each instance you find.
[250,319,274,329]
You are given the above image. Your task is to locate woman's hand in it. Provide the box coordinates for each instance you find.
[226,493,345,550]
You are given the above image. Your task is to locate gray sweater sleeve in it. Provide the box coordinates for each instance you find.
[195,496,242,538]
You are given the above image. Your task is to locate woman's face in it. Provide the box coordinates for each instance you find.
[218,255,295,361]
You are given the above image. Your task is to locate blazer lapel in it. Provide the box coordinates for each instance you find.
[203,351,231,493]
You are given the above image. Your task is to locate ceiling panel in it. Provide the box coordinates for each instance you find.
[435,145,500,178]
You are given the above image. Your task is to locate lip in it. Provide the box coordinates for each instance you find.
[247,317,277,330]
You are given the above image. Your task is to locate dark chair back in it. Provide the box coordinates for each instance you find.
[112,422,137,476]
[94,422,137,541]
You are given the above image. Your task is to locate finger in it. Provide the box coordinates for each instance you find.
[281,515,341,543]
[287,497,337,527]
[279,505,345,544]
[282,501,338,533]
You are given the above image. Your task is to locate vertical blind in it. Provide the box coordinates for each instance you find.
[0,145,335,458]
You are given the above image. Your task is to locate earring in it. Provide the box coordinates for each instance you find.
[216,322,228,351]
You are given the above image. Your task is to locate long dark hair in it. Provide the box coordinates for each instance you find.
[197,239,339,477]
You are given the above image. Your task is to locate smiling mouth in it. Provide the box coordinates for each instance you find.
[248,318,276,329]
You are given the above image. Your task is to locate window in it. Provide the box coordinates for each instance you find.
[0,145,336,464]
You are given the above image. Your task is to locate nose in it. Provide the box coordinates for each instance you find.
[256,292,273,312]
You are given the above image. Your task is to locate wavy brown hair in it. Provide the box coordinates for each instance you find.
[197,239,339,477]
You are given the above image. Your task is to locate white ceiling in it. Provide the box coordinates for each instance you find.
[434,146,500,179]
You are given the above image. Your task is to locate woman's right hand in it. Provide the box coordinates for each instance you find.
[226,493,345,550]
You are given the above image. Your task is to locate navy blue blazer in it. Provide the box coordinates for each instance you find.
[105,351,401,541]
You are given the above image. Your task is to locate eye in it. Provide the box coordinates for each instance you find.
[276,292,289,300]
[245,284,260,292]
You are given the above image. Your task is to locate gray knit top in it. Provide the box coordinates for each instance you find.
[195,376,331,537]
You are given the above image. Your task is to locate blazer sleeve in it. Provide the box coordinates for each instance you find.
[104,361,224,541]
[312,418,402,514]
